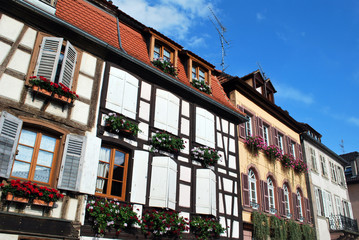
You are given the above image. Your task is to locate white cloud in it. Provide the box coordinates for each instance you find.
[276,84,314,105]
[187,36,206,48]
[113,0,212,40]
[348,117,359,127]
[256,12,265,21]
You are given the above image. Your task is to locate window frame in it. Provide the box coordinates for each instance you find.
[267,177,276,214]
[245,114,253,137]
[263,124,270,146]
[278,133,284,152]
[310,148,318,172]
[95,146,129,201]
[153,43,173,63]
[192,65,207,84]
[297,190,304,221]
[283,184,291,218]
[320,155,327,177]
[248,169,258,209]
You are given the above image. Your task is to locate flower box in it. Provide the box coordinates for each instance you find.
[191,78,212,94]
[104,113,140,136]
[32,85,52,96]
[53,93,72,104]
[191,146,221,167]
[152,58,178,77]
[5,193,29,203]
[150,131,185,154]
[32,198,54,207]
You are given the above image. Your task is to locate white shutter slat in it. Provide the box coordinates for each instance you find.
[58,41,77,88]
[106,67,125,113]
[154,90,169,131]
[35,37,62,82]
[122,74,139,119]
[57,134,85,191]
[130,150,149,204]
[0,111,23,178]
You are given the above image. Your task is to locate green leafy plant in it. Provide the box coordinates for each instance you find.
[150,131,185,154]
[86,197,139,236]
[104,113,140,136]
[190,216,226,240]
[152,58,178,77]
[293,159,307,173]
[287,220,302,240]
[29,76,79,100]
[301,224,316,240]
[0,180,64,202]
[252,211,269,240]
[191,78,212,94]
[140,209,189,238]
[245,136,266,155]
[191,146,221,167]
[270,215,287,240]
[263,145,282,161]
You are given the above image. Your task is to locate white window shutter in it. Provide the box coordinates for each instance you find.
[149,156,177,210]
[35,37,62,82]
[196,107,207,145]
[57,134,86,192]
[106,67,125,113]
[58,41,77,88]
[130,150,149,204]
[0,111,23,178]
[348,202,353,218]
[196,169,217,216]
[154,89,169,131]
[122,73,139,119]
[167,93,180,135]
[205,111,215,148]
[77,135,101,195]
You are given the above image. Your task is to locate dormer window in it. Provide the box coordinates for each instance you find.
[192,66,206,83]
[27,0,57,14]
[154,44,171,62]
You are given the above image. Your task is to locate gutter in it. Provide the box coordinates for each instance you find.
[9,0,247,123]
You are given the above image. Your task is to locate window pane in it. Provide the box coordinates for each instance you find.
[40,135,56,152]
[16,145,34,163]
[114,151,125,165]
[112,165,124,181]
[99,147,111,163]
[199,69,205,82]
[111,181,123,197]
[192,67,197,79]
[97,162,110,178]
[96,178,107,194]
[163,49,170,61]
[12,161,31,179]
[37,150,54,167]
[19,130,36,146]
[34,166,51,183]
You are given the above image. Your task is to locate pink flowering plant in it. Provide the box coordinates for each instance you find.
[152,58,178,77]
[263,145,282,161]
[280,154,295,169]
[86,197,139,236]
[191,146,221,167]
[245,136,266,155]
[140,209,189,238]
[293,159,307,173]
[104,113,140,136]
[150,131,185,154]
[191,78,212,94]
[190,216,226,240]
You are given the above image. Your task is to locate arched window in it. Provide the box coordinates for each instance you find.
[283,184,291,218]
[297,189,304,221]
[248,169,258,209]
[267,177,276,213]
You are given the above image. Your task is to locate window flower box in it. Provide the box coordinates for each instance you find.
[53,93,72,104]
[191,78,212,94]
[280,154,294,169]
[190,216,225,240]
[293,159,307,174]
[104,113,140,136]
[150,131,185,154]
[5,192,29,204]
[191,146,221,167]
[263,145,282,162]
[32,198,54,207]
[32,85,52,96]
[245,136,266,155]
[152,58,178,77]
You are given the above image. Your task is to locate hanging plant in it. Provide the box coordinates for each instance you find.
[263,145,282,162]
[104,113,140,136]
[245,136,266,156]
[280,154,294,169]
[270,215,287,240]
[190,216,226,240]
[191,78,212,94]
[150,131,185,154]
[287,220,302,240]
[252,211,269,240]
[191,146,221,167]
[302,224,316,240]
[293,159,308,174]
[152,58,178,77]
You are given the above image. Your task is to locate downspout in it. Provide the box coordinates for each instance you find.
[116,17,126,53]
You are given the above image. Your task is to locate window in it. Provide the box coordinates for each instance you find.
[11,129,59,184]
[248,169,258,209]
[154,44,171,62]
[192,65,207,83]
[283,184,291,217]
[96,147,129,200]
[40,0,57,7]
[323,190,333,217]
[310,148,318,172]
[195,107,215,148]
[278,134,284,152]
[343,201,352,218]
[335,196,342,215]
[267,177,276,214]
[34,37,77,89]
[290,142,296,158]
[337,166,345,186]
[314,187,324,216]
[330,162,337,182]
[320,155,327,176]
[297,190,303,220]
[245,115,253,137]
[263,125,269,146]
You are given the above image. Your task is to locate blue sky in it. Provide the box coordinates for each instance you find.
[113,0,359,155]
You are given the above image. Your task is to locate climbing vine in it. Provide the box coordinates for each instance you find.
[270,215,287,240]
[287,220,302,240]
[302,224,316,240]
[252,211,269,240]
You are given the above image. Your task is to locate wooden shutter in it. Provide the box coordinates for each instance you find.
[205,110,215,148]
[318,189,325,216]
[0,111,22,178]
[154,89,169,131]
[305,198,311,223]
[196,107,208,146]
[77,135,101,195]
[292,192,298,220]
[106,67,126,113]
[58,41,77,88]
[149,156,177,210]
[263,181,269,212]
[285,136,291,155]
[35,37,62,82]
[130,150,149,204]
[256,117,263,138]
[237,106,246,139]
[122,73,139,119]
[241,173,250,207]
[277,187,282,216]
[273,128,278,147]
[196,169,217,216]
[166,93,180,135]
[57,134,85,191]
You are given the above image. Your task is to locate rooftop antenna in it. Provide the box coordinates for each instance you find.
[340,139,345,154]
[257,62,269,80]
[208,7,229,71]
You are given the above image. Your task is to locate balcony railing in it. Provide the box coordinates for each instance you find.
[329,215,359,233]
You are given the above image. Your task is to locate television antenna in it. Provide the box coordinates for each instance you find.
[208,7,229,71]
[340,139,345,154]
[257,62,269,80]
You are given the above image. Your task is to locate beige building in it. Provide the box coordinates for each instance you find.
[220,70,311,239]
